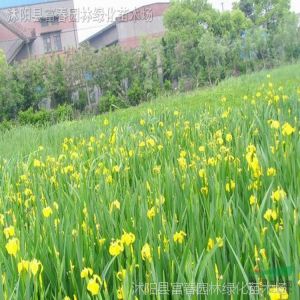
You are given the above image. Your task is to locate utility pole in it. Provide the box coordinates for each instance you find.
[221,2,224,12]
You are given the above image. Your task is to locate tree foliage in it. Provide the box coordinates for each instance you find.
[162,0,299,86]
[0,0,299,123]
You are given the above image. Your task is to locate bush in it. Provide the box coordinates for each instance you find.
[18,105,73,126]
[74,90,88,112]
[19,108,51,126]
[163,80,172,91]
[53,104,73,122]
[0,120,13,132]
[99,92,126,114]
[1,1,300,125]
[127,82,144,106]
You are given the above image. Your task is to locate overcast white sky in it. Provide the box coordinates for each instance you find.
[74,0,300,41]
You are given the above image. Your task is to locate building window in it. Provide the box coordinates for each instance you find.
[42,32,62,53]
[53,32,62,51]
[40,16,59,27]
[43,34,52,53]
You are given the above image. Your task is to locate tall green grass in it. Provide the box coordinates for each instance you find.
[0,63,299,299]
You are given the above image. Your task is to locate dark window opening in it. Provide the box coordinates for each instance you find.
[40,16,59,27]
[42,32,62,53]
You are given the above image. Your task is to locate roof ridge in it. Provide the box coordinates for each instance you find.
[81,2,170,44]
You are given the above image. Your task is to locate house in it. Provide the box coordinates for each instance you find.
[0,0,78,63]
[81,2,170,50]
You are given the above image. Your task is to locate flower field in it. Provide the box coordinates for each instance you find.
[0,64,299,299]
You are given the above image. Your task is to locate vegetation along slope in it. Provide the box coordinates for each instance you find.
[0,64,299,299]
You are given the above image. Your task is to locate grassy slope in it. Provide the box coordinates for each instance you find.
[0,63,299,299]
[0,63,299,160]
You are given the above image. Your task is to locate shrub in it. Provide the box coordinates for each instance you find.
[18,105,73,126]
[99,92,126,114]
[163,80,172,91]
[74,90,88,112]
[19,108,51,126]
[0,120,13,132]
[53,104,73,122]
[127,82,144,106]
[1,1,300,125]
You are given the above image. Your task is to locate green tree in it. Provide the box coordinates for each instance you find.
[163,1,250,84]
[14,58,47,111]
[93,46,131,99]
[0,50,23,121]
[242,27,269,68]
[45,56,70,107]
[198,32,227,85]
[271,13,300,61]
[236,0,290,31]
[163,1,208,84]
[135,39,162,97]
[64,45,97,110]
[236,0,255,20]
